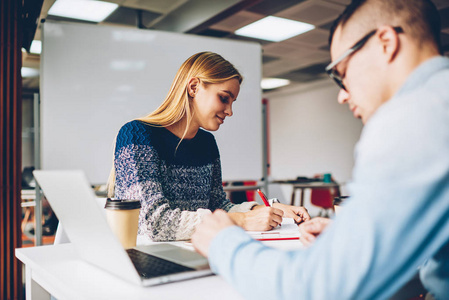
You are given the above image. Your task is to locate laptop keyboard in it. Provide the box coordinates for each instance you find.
[126,249,194,279]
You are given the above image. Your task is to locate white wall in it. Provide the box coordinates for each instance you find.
[265,79,364,207]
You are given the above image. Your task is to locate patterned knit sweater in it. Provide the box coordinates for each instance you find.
[114,120,256,241]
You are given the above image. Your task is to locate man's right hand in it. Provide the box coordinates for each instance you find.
[299,217,332,247]
[228,206,283,231]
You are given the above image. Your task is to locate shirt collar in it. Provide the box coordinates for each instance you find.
[395,56,449,98]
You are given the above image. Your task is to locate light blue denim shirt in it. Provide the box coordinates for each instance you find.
[208,56,449,300]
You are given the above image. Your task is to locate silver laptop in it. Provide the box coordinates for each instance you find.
[33,170,213,286]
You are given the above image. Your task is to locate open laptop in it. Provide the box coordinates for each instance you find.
[33,170,213,286]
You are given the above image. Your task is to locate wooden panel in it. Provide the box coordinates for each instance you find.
[1,0,23,299]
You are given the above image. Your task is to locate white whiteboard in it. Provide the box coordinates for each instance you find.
[41,21,262,184]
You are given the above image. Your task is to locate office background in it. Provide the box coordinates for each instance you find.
[21,0,449,187]
[21,0,449,205]
[2,0,448,298]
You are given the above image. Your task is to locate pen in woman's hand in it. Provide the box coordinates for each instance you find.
[256,189,270,207]
[257,189,282,227]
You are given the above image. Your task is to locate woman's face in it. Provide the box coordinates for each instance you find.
[191,78,240,132]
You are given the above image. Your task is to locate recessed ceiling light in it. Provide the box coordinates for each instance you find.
[261,78,291,90]
[22,67,39,78]
[235,16,315,42]
[48,0,119,23]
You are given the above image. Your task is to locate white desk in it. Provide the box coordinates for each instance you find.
[16,240,303,300]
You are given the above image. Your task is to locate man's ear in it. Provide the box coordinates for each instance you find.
[187,77,200,97]
[377,25,400,63]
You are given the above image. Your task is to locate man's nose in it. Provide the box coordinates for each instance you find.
[337,89,350,104]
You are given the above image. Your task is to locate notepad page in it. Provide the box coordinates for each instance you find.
[246,218,301,240]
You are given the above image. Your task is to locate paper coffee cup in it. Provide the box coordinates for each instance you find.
[333,196,349,216]
[104,198,141,249]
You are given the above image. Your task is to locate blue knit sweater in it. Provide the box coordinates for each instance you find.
[114,120,255,241]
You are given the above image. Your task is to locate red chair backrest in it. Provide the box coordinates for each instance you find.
[244,181,257,202]
[310,188,339,209]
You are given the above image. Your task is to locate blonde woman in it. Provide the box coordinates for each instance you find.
[108,52,310,242]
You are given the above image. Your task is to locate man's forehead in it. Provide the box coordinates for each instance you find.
[330,25,347,60]
[330,24,360,60]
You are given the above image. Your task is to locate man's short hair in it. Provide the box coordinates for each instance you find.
[329,0,442,54]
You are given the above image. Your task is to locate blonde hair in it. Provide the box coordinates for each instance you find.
[107,52,243,197]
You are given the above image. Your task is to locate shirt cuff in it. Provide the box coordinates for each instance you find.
[208,225,254,274]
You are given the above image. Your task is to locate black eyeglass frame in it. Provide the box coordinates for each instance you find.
[325,26,403,91]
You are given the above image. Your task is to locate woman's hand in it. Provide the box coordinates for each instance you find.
[228,206,283,231]
[298,217,332,247]
[272,203,311,224]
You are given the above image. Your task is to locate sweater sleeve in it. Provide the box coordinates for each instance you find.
[114,122,211,241]
[208,154,257,213]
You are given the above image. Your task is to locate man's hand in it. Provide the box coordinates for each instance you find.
[229,206,283,231]
[192,210,235,257]
[298,217,332,247]
[272,203,311,224]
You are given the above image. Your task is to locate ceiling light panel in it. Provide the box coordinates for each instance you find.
[261,78,291,89]
[48,0,119,23]
[235,16,315,42]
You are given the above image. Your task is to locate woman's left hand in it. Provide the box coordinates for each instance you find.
[272,203,311,224]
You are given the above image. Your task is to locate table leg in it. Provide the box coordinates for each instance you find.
[25,265,51,300]
[22,207,33,232]
[299,189,305,207]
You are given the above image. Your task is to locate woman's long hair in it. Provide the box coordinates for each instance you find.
[107,52,243,197]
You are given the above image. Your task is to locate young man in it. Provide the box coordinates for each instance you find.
[191,0,449,299]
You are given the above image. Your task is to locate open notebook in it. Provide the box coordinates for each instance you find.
[246,218,301,241]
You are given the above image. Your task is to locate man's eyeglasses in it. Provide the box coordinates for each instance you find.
[325,26,403,91]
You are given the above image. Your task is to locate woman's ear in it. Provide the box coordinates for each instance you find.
[187,77,200,97]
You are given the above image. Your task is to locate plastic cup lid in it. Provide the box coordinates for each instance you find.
[104,198,141,210]
[333,196,349,205]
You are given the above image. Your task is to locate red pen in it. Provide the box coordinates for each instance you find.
[257,189,282,227]
[257,189,270,207]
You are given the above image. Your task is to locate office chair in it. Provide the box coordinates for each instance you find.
[310,187,340,217]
